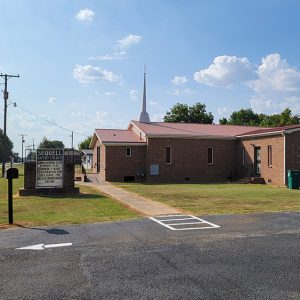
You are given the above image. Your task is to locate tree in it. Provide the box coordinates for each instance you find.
[0,129,14,163]
[164,103,189,123]
[260,108,299,127]
[219,117,228,125]
[224,108,261,126]
[219,108,299,127]
[38,137,65,149]
[13,152,20,163]
[164,102,214,124]
[78,136,92,150]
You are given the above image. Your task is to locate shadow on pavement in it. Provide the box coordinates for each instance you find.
[15,225,70,235]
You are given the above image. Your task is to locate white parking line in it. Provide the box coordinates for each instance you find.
[167,222,204,226]
[159,217,195,222]
[149,214,220,231]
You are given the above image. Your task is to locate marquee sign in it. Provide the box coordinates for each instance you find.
[36,149,64,188]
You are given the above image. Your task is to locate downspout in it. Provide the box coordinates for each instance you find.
[283,132,286,186]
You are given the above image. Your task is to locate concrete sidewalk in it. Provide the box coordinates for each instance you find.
[80,175,181,216]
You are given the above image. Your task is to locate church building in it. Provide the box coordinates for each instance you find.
[90,73,300,186]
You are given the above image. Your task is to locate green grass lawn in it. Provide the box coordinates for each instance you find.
[115,182,300,215]
[0,165,139,228]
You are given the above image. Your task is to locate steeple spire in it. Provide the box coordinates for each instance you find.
[139,65,150,123]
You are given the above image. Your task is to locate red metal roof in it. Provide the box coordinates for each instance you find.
[92,122,300,146]
[95,129,145,144]
[237,124,300,136]
[130,121,263,137]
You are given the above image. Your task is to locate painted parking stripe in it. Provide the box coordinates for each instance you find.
[149,214,220,231]
[159,217,196,221]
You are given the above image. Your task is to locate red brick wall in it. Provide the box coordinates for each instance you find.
[285,130,300,184]
[92,141,98,174]
[92,132,296,185]
[92,141,106,179]
[239,135,284,186]
[105,145,146,182]
[146,138,238,183]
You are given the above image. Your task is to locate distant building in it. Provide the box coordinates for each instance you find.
[90,73,300,186]
[81,149,93,169]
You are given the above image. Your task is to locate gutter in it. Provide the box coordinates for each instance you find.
[238,126,300,139]
[237,131,283,139]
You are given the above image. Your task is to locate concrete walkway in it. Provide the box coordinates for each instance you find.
[80,175,181,216]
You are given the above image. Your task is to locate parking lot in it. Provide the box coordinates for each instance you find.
[0,212,299,299]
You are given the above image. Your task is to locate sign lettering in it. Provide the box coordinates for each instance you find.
[36,148,64,188]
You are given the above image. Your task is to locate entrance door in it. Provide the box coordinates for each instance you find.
[96,146,100,173]
[254,147,261,176]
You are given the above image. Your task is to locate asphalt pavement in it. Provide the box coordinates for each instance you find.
[0,212,299,299]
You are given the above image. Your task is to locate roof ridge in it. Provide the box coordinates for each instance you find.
[132,120,264,129]
[95,128,132,131]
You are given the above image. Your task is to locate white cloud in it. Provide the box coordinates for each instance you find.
[249,53,300,94]
[75,8,95,22]
[248,54,300,114]
[91,34,142,62]
[117,34,142,49]
[70,110,114,127]
[73,65,121,84]
[90,51,126,61]
[171,76,188,85]
[193,53,300,115]
[250,96,274,114]
[250,95,300,114]
[48,97,59,104]
[173,88,195,96]
[194,55,254,87]
[104,92,116,96]
[129,89,138,101]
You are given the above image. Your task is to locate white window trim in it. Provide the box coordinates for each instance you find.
[126,147,132,157]
[208,147,214,165]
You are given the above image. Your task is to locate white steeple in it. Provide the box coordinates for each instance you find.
[139,66,150,123]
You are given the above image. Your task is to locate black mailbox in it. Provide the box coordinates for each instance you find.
[6,168,19,179]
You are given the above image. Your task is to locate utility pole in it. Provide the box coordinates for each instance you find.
[1,73,20,177]
[71,131,74,149]
[18,134,27,164]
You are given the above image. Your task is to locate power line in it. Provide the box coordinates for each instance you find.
[11,101,89,138]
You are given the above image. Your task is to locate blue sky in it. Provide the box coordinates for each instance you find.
[1,0,300,154]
